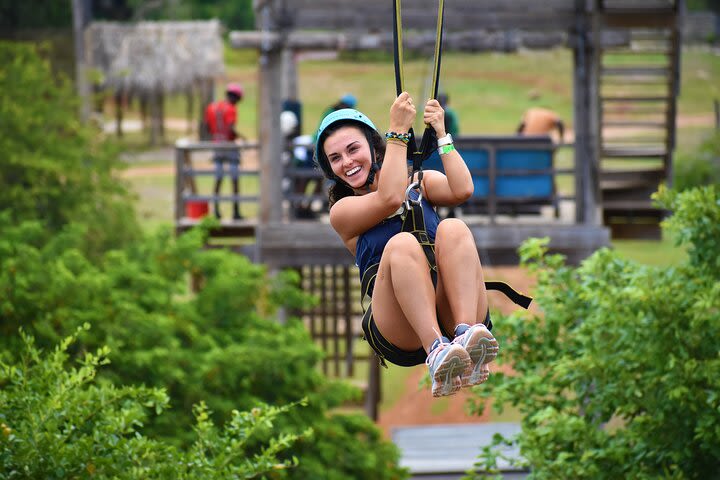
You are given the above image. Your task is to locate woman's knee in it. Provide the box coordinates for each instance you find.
[436,218,473,245]
[384,233,426,266]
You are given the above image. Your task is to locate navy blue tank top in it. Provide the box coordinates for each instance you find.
[355,189,440,279]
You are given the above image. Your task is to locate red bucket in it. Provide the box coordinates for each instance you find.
[185,200,209,219]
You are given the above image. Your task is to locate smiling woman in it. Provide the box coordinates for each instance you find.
[312,93,500,398]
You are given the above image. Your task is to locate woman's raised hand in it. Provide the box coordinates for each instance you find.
[389,92,416,133]
[423,98,446,138]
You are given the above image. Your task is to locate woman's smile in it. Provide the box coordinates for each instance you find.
[346,166,362,177]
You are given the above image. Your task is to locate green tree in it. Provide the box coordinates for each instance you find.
[0,327,304,479]
[468,185,720,479]
[0,217,407,479]
[0,41,140,257]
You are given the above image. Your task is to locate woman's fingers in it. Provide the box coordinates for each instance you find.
[390,92,417,132]
[423,101,443,123]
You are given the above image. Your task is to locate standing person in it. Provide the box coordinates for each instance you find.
[205,83,246,220]
[438,92,459,137]
[516,106,565,144]
[313,93,499,397]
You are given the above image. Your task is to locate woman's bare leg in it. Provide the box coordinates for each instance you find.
[434,219,489,336]
[371,233,444,353]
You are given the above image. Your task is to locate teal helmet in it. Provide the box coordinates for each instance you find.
[314,109,381,188]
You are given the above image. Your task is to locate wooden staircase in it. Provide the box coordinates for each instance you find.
[597,0,682,239]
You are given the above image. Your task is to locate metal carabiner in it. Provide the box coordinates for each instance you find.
[405,180,423,211]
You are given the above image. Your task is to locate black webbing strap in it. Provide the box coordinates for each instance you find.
[401,196,438,288]
[485,281,533,309]
[392,0,445,172]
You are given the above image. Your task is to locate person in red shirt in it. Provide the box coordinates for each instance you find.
[204,83,245,219]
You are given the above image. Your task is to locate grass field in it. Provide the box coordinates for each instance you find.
[131,46,719,141]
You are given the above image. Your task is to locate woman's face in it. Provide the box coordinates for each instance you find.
[323,126,372,190]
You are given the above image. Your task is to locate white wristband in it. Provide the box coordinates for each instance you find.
[437,133,453,147]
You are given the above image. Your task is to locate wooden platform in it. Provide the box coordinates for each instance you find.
[392,423,528,479]
[257,221,611,267]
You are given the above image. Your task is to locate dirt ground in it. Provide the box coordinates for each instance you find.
[375,266,539,438]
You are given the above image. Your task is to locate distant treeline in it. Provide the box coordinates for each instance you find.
[0,0,254,30]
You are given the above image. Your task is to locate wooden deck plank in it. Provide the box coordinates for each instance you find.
[392,423,526,476]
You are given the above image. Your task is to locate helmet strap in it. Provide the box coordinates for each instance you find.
[361,129,378,191]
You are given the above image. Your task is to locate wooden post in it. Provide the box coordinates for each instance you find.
[175,146,185,222]
[114,89,123,138]
[258,3,284,223]
[281,46,298,101]
[573,0,600,225]
[72,0,91,123]
[186,87,194,134]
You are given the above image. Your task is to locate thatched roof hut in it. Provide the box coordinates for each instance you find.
[87,20,224,94]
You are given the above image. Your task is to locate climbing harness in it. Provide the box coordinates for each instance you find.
[361,185,532,315]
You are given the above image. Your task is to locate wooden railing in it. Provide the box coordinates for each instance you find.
[174,140,260,236]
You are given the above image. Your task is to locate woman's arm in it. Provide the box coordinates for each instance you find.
[329,93,417,245]
[420,99,474,206]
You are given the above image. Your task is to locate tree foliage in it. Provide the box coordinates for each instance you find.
[468,184,720,479]
[0,327,304,479]
[0,41,407,479]
[0,0,255,30]
[0,41,140,257]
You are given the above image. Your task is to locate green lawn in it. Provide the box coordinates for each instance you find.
[112,47,719,143]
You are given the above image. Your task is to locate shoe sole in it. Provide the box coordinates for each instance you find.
[431,345,471,397]
[461,326,499,386]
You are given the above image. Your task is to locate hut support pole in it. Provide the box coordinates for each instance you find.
[114,90,123,138]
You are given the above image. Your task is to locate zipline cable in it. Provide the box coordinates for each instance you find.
[392,0,445,174]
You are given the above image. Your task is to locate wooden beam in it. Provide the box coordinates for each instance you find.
[257,222,610,267]
[230,30,571,52]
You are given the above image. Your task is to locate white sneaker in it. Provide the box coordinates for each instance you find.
[452,323,499,386]
[425,339,471,397]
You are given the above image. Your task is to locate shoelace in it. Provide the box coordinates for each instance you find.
[425,337,450,366]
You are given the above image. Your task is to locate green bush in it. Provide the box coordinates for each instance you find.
[467,185,720,479]
[0,327,303,479]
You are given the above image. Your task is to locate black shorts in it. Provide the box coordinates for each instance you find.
[361,303,492,368]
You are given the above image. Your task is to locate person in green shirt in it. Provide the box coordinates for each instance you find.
[438,92,459,137]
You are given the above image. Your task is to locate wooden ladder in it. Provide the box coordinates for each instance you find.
[597,0,682,239]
